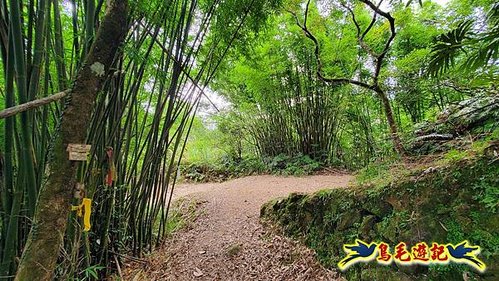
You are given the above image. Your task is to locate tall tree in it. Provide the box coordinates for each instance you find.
[15,0,129,280]
[290,0,406,155]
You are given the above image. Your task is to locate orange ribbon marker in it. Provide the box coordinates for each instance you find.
[105,147,116,186]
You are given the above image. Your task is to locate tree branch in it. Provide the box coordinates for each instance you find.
[287,0,376,92]
[287,0,396,93]
[0,90,69,119]
[343,3,376,57]
[288,0,405,155]
[359,0,396,82]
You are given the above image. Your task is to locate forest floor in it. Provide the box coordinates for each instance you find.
[123,174,352,280]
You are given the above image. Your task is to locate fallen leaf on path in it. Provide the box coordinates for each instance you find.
[193,267,203,277]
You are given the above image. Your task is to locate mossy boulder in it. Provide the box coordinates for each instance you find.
[411,93,499,154]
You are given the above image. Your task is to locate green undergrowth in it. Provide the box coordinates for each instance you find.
[266,153,323,176]
[261,139,499,281]
[180,156,267,182]
[181,153,324,182]
[154,198,202,238]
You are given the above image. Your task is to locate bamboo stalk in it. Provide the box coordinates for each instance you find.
[15,1,129,279]
[27,0,48,101]
[52,0,67,90]
[0,27,17,278]
[9,0,38,218]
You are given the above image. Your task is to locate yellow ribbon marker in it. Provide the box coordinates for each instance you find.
[71,198,92,231]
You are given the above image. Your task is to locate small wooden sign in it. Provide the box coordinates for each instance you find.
[67,144,91,161]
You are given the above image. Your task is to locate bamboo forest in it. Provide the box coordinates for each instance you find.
[0,0,498,280]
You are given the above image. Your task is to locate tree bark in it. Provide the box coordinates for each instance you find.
[15,1,128,280]
[377,89,406,155]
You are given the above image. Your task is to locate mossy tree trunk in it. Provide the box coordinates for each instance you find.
[375,88,406,156]
[14,1,128,280]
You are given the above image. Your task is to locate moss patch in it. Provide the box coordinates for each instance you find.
[261,141,499,280]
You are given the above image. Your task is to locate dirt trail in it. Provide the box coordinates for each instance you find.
[125,174,352,280]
